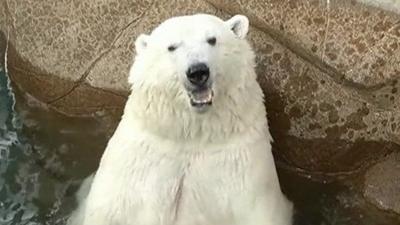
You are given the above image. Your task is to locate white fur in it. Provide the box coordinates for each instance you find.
[67,14,293,225]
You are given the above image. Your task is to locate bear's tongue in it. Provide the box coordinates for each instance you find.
[190,89,213,106]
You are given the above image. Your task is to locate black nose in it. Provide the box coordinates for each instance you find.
[186,63,210,86]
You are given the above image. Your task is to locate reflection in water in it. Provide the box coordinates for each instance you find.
[0,67,399,224]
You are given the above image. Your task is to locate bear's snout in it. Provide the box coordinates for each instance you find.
[186,63,210,87]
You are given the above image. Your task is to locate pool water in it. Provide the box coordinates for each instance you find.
[0,67,111,224]
[0,66,39,224]
[0,67,399,225]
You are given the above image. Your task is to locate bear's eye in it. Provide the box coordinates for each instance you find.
[168,45,177,52]
[207,37,217,46]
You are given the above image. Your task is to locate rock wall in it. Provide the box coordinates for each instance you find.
[0,1,5,66]
[0,32,5,67]
[1,0,400,216]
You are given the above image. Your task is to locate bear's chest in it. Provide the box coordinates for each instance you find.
[92,130,271,225]
[172,155,251,225]
[104,143,257,225]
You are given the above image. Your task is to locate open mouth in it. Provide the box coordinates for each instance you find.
[188,88,214,108]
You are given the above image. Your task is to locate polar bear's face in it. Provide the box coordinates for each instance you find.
[129,14,253,113]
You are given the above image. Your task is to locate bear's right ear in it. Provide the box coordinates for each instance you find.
[225,15,249,39]
[135,34,150,54]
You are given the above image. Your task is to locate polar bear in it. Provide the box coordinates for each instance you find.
[67,14,293,225]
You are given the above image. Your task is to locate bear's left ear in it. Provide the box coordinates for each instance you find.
[225,15,249,39]
[135,34,150,54]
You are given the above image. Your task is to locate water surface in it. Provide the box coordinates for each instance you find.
[0,67,110,224]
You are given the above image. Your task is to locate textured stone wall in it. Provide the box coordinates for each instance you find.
[0,0,5,66]
[0,32,5,66]
[1,0,400,216]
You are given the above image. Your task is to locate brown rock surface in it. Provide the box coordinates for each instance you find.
[363,152,400,214]
[0,32,5,66]
[248,27,400,175]
[0,1,5,65]
[0,0,5,31]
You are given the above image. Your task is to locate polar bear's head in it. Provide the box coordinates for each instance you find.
[129,14,256,113]
[127,14,265,140]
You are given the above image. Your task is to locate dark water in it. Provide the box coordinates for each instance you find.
[0,67,110,224]
[0,68,399,225]
[279,168,400,225]
[0,66,38,224]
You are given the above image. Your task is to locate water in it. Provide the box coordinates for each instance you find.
[0,66,39,224]
[0,68,399,224]
[0,67,111,224]
[278,168,400,225]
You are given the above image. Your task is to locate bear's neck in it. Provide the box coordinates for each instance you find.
[122,81,269,144]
